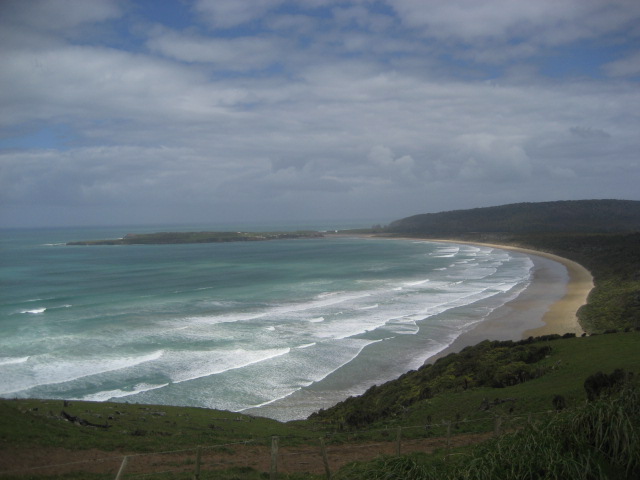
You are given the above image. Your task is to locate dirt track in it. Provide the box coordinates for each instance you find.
[1,432,492,477]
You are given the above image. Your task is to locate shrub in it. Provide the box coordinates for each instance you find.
[336,381,640,480]
[584,369,628,401]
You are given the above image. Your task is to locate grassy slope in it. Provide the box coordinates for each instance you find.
[0,400,314,453]
[405,332,640,426]
[309,332,640,434]
[2,333,638,453]
[334,382,640,479]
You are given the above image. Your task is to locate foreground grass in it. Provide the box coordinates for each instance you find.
[411,331,640,425]
[0,399,316,453]
[334,380,640,480]
[0,468,320,480]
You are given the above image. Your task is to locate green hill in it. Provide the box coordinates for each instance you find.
[310,332,640,429]
[387,199,640,235]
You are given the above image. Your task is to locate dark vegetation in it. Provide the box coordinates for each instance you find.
[335,379,640,480]
[387,199,640,235]
[501,232,640,332]
[66,231,323,245]
[311,337,561,428]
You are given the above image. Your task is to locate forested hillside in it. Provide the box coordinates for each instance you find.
[387,199,640,234]
[506,233,640,332]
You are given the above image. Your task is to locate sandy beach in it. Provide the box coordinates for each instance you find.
[423,239,593,362]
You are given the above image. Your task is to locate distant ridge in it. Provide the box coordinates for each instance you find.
[387,199,640,235]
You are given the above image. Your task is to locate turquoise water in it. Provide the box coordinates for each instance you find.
[0,226,533,419]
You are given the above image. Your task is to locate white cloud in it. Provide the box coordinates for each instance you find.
[1,0,639,227]
[388,0,639,43]
[332,5,393,32]
[147,29,283,70]
[0,41,254,131]
[457,134,532,182]
[604,51,640,77]
[366,145,417,183]
[265,13,318,33]
[387,0,640,65]
[389,0,560,40]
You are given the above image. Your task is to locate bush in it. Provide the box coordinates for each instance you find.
[335,381,640,480]
[584,369,628,401]
[552,394,567,411]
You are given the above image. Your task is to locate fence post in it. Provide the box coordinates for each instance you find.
[270,436,279,480]
[114,456,129,480]
[494,416,502,437]
[396,426,402,456]
[445,421,451,450]
[193,446,202,480]
[319,437,332,479]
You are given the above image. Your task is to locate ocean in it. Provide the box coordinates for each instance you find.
[0,225,534,421]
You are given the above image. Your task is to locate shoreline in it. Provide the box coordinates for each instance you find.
[342,234,593,337]
[327,233,593,361]
[427,239,593,334]
[420,239,593,363]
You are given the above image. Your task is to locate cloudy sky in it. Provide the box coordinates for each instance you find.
[1,0,639,228]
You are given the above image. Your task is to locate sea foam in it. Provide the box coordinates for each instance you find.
[0,350,165,395]
[0,356,29,366]
[79,383,170,402]
[21,308,46,314]
[169,348,291,384]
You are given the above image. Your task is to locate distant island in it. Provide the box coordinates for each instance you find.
[67,230,324,245]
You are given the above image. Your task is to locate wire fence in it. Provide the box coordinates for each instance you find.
[1,410,558,479]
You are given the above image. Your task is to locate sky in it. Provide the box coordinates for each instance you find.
[1,0,639,228]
